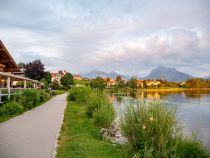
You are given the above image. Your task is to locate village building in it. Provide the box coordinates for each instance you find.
[136,80,144,88]
[0,40,42,101]
[106,80,118,86]
[135,79,161,88]
[51,70,68,85]
[146,80,161,87]
[73,74,82,81]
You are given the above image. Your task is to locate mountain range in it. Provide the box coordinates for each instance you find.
[79,65,194,82]
[204,76,210,80]
[79,70,130,80]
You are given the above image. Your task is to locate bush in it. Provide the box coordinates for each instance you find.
[39,90,51,102]
[93,101,115,128]
[176,135,209,158]
[19,89,41,109]
[67,87,116,128]
[67,86,92,102]
[3,101,24,115]
[120,101,209,157]
[86,92,115,128]
[0,106,5,116]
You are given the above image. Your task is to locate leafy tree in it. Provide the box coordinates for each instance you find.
[185,78,210,88]
[60,73,74,89]
[25,60,45,81]
[128,77,137,89]
[44,71,52,85]
[90,77,106,90]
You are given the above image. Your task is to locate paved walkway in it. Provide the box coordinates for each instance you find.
[0,93,67,158]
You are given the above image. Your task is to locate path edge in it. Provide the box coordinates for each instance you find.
[51,94,67,158]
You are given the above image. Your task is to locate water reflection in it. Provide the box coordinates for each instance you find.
[108,89,210,150]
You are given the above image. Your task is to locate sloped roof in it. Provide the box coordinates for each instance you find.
[0,40,20,72]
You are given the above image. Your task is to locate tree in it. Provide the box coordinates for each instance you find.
[25,60,45,81]
[116,75,122,81]
[90,77,106,90]
[60,73,74,89]
[44,71,52,85]
[128,77,137,89]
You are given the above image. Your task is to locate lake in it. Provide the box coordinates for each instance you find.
[108,89,210,150]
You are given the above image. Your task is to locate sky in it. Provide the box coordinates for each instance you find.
[0,0,210,77]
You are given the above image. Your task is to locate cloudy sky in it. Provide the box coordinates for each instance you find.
[0,0,210,77]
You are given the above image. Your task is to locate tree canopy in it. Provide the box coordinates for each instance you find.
[90,77,106,90]
[24,60,45,81]
[60,73,74,89]
[128,77,137,89]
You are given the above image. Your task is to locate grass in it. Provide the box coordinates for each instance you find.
[57,101,129,158]
[54,90,66,95]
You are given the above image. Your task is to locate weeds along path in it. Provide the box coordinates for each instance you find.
[0,93,67,158]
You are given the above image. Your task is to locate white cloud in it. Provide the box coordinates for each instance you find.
[0,0,210,76]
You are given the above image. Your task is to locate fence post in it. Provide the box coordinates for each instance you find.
[7,76,10,99]
[24,80,27,89]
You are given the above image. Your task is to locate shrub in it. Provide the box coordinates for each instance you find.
[3,101,24,115]
[0,106,5,116]
[93,101,115,128]
[121,101,180,157]
[67,87,116,128]
[39,90,50,102]
[86,92,115,127]
[67,86,92,102]
[121,101,209,157]
[19,89,41,109]
[176,135,209,158]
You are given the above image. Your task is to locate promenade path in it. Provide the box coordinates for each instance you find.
[0,93,67,158]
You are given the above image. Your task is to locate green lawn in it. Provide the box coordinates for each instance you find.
[57,101,129,158]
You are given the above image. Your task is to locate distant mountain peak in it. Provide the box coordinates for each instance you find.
[144,66,193,82]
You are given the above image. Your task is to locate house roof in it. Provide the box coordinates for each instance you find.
[0,40,21,72]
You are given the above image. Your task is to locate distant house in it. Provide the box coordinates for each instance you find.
[106,79,118,86]
[73,74,82,81]
[136,80,144,88]
[146,80,161,87]
[51,70,68,84]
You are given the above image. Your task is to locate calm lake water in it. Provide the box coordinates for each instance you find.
[109,89,210,150]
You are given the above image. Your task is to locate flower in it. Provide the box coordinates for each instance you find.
[143,125,146,129]
[149,116,154,121]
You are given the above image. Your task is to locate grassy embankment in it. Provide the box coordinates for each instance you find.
[0,89,64,123]
[57,87,129,158]
[57,86,209,158]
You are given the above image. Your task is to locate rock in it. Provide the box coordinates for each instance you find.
[100,119,127,145]
[100,128,107,134]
